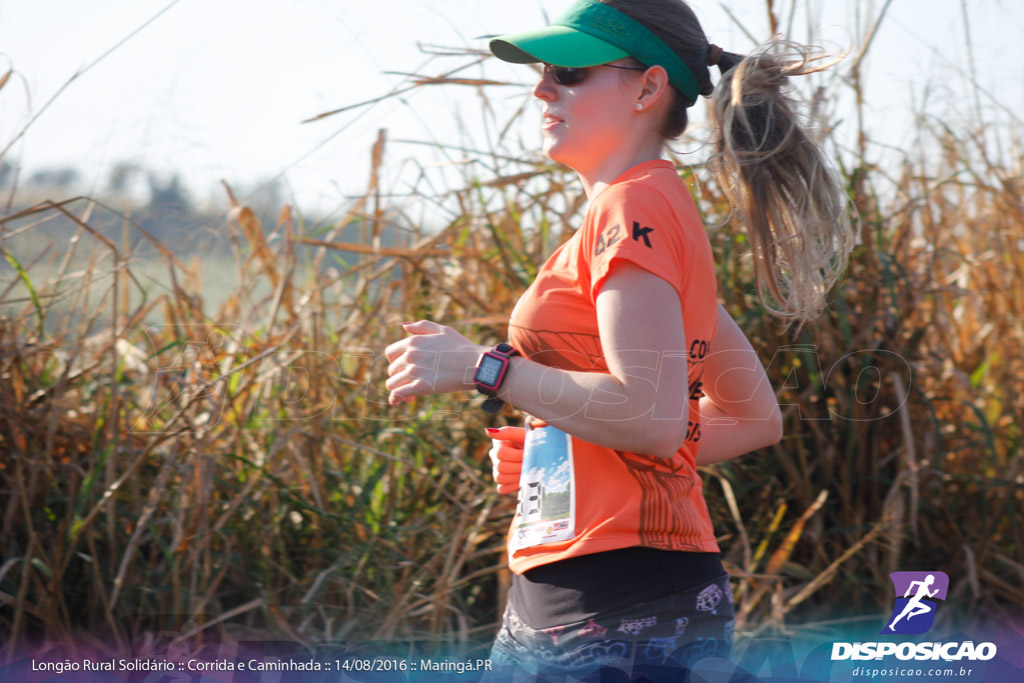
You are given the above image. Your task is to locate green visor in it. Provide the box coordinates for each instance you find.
[489,0,700,104]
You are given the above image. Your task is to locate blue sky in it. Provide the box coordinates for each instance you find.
[1,0,1021,217]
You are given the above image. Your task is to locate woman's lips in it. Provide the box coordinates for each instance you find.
[542,113,564,130]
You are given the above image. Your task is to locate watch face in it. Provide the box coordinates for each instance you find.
[475,354,504,387]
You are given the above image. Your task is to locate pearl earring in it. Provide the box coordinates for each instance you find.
[636,103,644,111]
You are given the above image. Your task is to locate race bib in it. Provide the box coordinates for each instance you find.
[509,425,576,556]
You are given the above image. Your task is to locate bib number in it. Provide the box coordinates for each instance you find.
[509,426,576,556]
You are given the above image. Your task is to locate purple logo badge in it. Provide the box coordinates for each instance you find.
[881,571,949,635]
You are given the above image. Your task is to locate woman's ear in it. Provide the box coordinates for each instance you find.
[637,64,671,110]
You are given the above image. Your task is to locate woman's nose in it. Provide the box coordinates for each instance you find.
[531,66,557,101]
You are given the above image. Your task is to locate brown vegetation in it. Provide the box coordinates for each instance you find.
[0,4,1021,662]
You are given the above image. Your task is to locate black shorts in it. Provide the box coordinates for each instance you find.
[486,569,734,681]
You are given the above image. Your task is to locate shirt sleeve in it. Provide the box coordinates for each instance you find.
[582,181,690,303]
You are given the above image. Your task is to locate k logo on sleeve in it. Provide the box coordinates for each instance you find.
[631,221,655,248]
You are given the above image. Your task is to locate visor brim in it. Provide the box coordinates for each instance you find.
[489,25,630,67]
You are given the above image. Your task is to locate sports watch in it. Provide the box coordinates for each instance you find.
[473,342,519,414]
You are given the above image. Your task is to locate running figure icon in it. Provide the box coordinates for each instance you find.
[888,574,939,631]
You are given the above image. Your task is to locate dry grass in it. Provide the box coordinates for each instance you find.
[1,2,1022,662]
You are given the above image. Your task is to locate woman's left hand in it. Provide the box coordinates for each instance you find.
[384,320,486,405]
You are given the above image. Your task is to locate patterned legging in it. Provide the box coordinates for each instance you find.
[485,574,735,682]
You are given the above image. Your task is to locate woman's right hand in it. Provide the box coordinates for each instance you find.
[485,426,526,495]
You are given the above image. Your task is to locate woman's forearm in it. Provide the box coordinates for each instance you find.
[386,267,703,459]
[692,304,783,464]
[495,352,689,459]
[693,395,782,465]
[492,264,692,459]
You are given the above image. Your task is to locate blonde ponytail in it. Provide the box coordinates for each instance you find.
[708,42,853,329]
[598,1,853,327]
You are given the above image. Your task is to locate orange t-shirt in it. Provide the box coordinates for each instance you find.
[506,159,719,575]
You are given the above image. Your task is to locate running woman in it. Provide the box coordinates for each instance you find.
[385,0,851,678]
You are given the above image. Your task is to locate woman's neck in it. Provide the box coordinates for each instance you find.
[577,140,665,201]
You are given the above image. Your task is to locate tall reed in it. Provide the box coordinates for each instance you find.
[1,2,1021,659]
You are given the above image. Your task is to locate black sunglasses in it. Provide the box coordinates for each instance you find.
[544,63,647,86]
